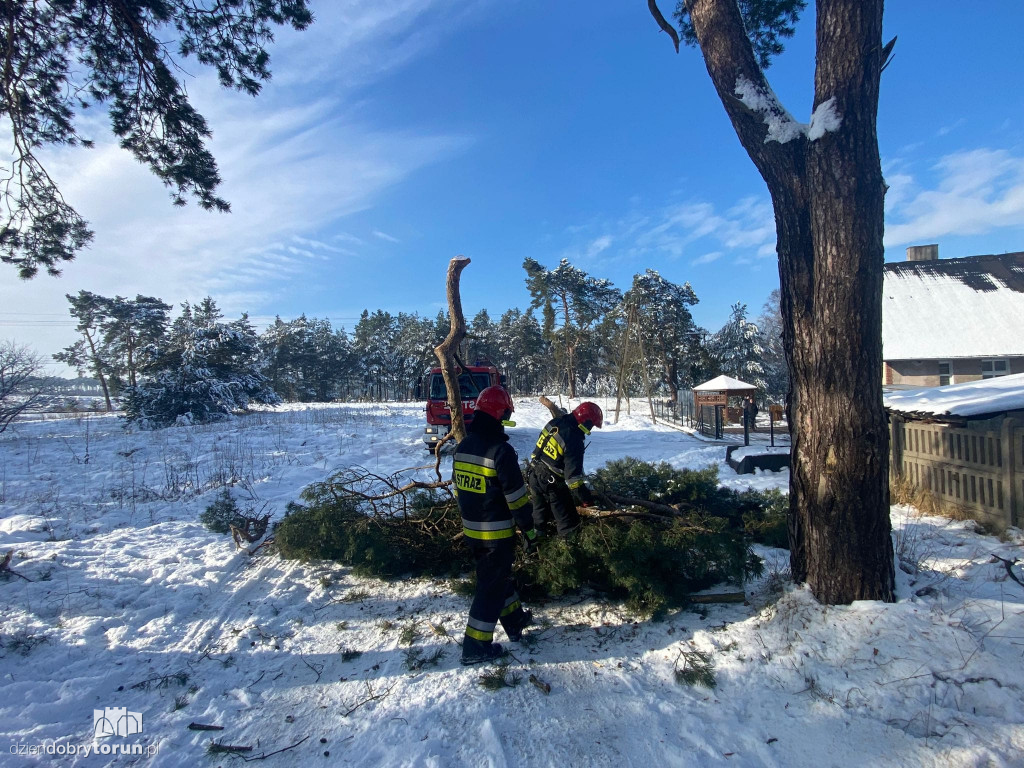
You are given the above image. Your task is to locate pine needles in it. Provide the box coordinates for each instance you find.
[277,459,781,615]
[478,667,522,690]
[674,649,716,689]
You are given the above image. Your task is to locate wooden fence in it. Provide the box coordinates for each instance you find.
[889,414,1023,529]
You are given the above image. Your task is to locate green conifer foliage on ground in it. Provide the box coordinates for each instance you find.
[275,459,787,614]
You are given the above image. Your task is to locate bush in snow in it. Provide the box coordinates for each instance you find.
[199,490,247,534]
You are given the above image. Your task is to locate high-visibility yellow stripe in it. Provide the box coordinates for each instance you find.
[578,424,591,436]
[453,460,497,477]
[500,601,522,617]
[568,477,585,490]
[465,627,493,642]
[463,527,515,540]
[508,494,530,510]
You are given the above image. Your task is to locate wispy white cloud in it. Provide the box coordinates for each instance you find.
[691,251,723,266]
[1,2,485,357]
[937,117,967,137]
[373,230,402,243]
[586,236,613,258]
[884,148,1024,246]
[631,196,776,262]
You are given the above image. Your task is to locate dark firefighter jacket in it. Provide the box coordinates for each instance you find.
[530,413,589,492]
[453,412,534,544]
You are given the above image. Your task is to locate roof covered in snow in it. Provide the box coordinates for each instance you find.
[694,375,758,392]
[883,371,1024,418]
[882,252,1024,360]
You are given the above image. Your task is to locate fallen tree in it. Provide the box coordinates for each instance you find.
[276,459,786,615]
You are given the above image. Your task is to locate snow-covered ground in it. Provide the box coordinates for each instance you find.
[1,398,1022,767]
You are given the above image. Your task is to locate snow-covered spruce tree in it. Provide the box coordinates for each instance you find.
[493,308,547,394]
[122,298,279,428]
[757,289,790,403]
[260,315,355,402]
[711,303,766,391]
[624,269,702,402]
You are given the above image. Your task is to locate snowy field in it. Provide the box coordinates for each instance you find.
[1,398,1022,767]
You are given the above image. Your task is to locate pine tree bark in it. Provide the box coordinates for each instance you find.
[681,0,895,603]
[84,329,114,412]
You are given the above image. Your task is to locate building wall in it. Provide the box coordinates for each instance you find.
[890,413,1023,529]
[884,357,1024,387]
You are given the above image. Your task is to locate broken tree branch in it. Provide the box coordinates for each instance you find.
[538,395,567,420]
[648,0,680,52]
[600,491,691,516]
[188,722,225,731]
[434,256,472,446]
[0,550,31,581]
[342,680,398,717]
[991,554,1024,588]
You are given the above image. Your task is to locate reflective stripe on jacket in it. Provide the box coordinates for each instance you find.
[453,415,534,543]
[531,413,588,489]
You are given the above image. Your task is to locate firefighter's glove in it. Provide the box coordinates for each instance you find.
[523,528,543,555]
[574,484,595,507]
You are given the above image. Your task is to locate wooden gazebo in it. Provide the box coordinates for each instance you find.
[693,375,757,439]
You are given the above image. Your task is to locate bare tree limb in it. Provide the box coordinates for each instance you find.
[991,554,1024,588]
[0,550,32,582]
[234,735,312,762]
[433,256,472,445]
[342,680,397,717]
[538,395,567,420]
[600,491,692,515]
[647,0,680,52]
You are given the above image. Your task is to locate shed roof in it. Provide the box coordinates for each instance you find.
[883,372,1024,418]
[882,252,1024,360]
[694,375,758,392]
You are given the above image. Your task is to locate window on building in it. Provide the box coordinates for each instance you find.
[938,361,952,386]
[981,359,1009,379]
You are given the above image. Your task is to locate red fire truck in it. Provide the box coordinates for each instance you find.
[416,361,505,448]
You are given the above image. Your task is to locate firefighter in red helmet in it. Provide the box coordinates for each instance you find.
[452,386,539,665]
[527,401,603,536]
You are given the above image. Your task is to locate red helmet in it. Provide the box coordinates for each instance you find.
[572,401,603,429]
[475,386,514,421]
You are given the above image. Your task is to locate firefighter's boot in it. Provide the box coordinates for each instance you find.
[461,636,506,666]
[503,610,534,642]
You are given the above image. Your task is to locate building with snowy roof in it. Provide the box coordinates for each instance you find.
[882,245,1024,388]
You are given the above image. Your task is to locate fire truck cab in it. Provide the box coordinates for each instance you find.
[416,362,505,449]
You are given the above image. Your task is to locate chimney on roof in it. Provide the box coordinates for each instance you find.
[906,244,939,261]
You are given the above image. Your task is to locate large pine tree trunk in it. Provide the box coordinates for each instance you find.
[683,0,895,604]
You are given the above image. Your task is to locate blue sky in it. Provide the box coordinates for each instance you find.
[4,1,1024,375]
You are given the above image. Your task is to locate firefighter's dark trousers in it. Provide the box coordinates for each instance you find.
[464,539,528,643]
[527,463,581,536]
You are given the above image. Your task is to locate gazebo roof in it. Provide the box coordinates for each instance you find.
[693,375,758,393]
